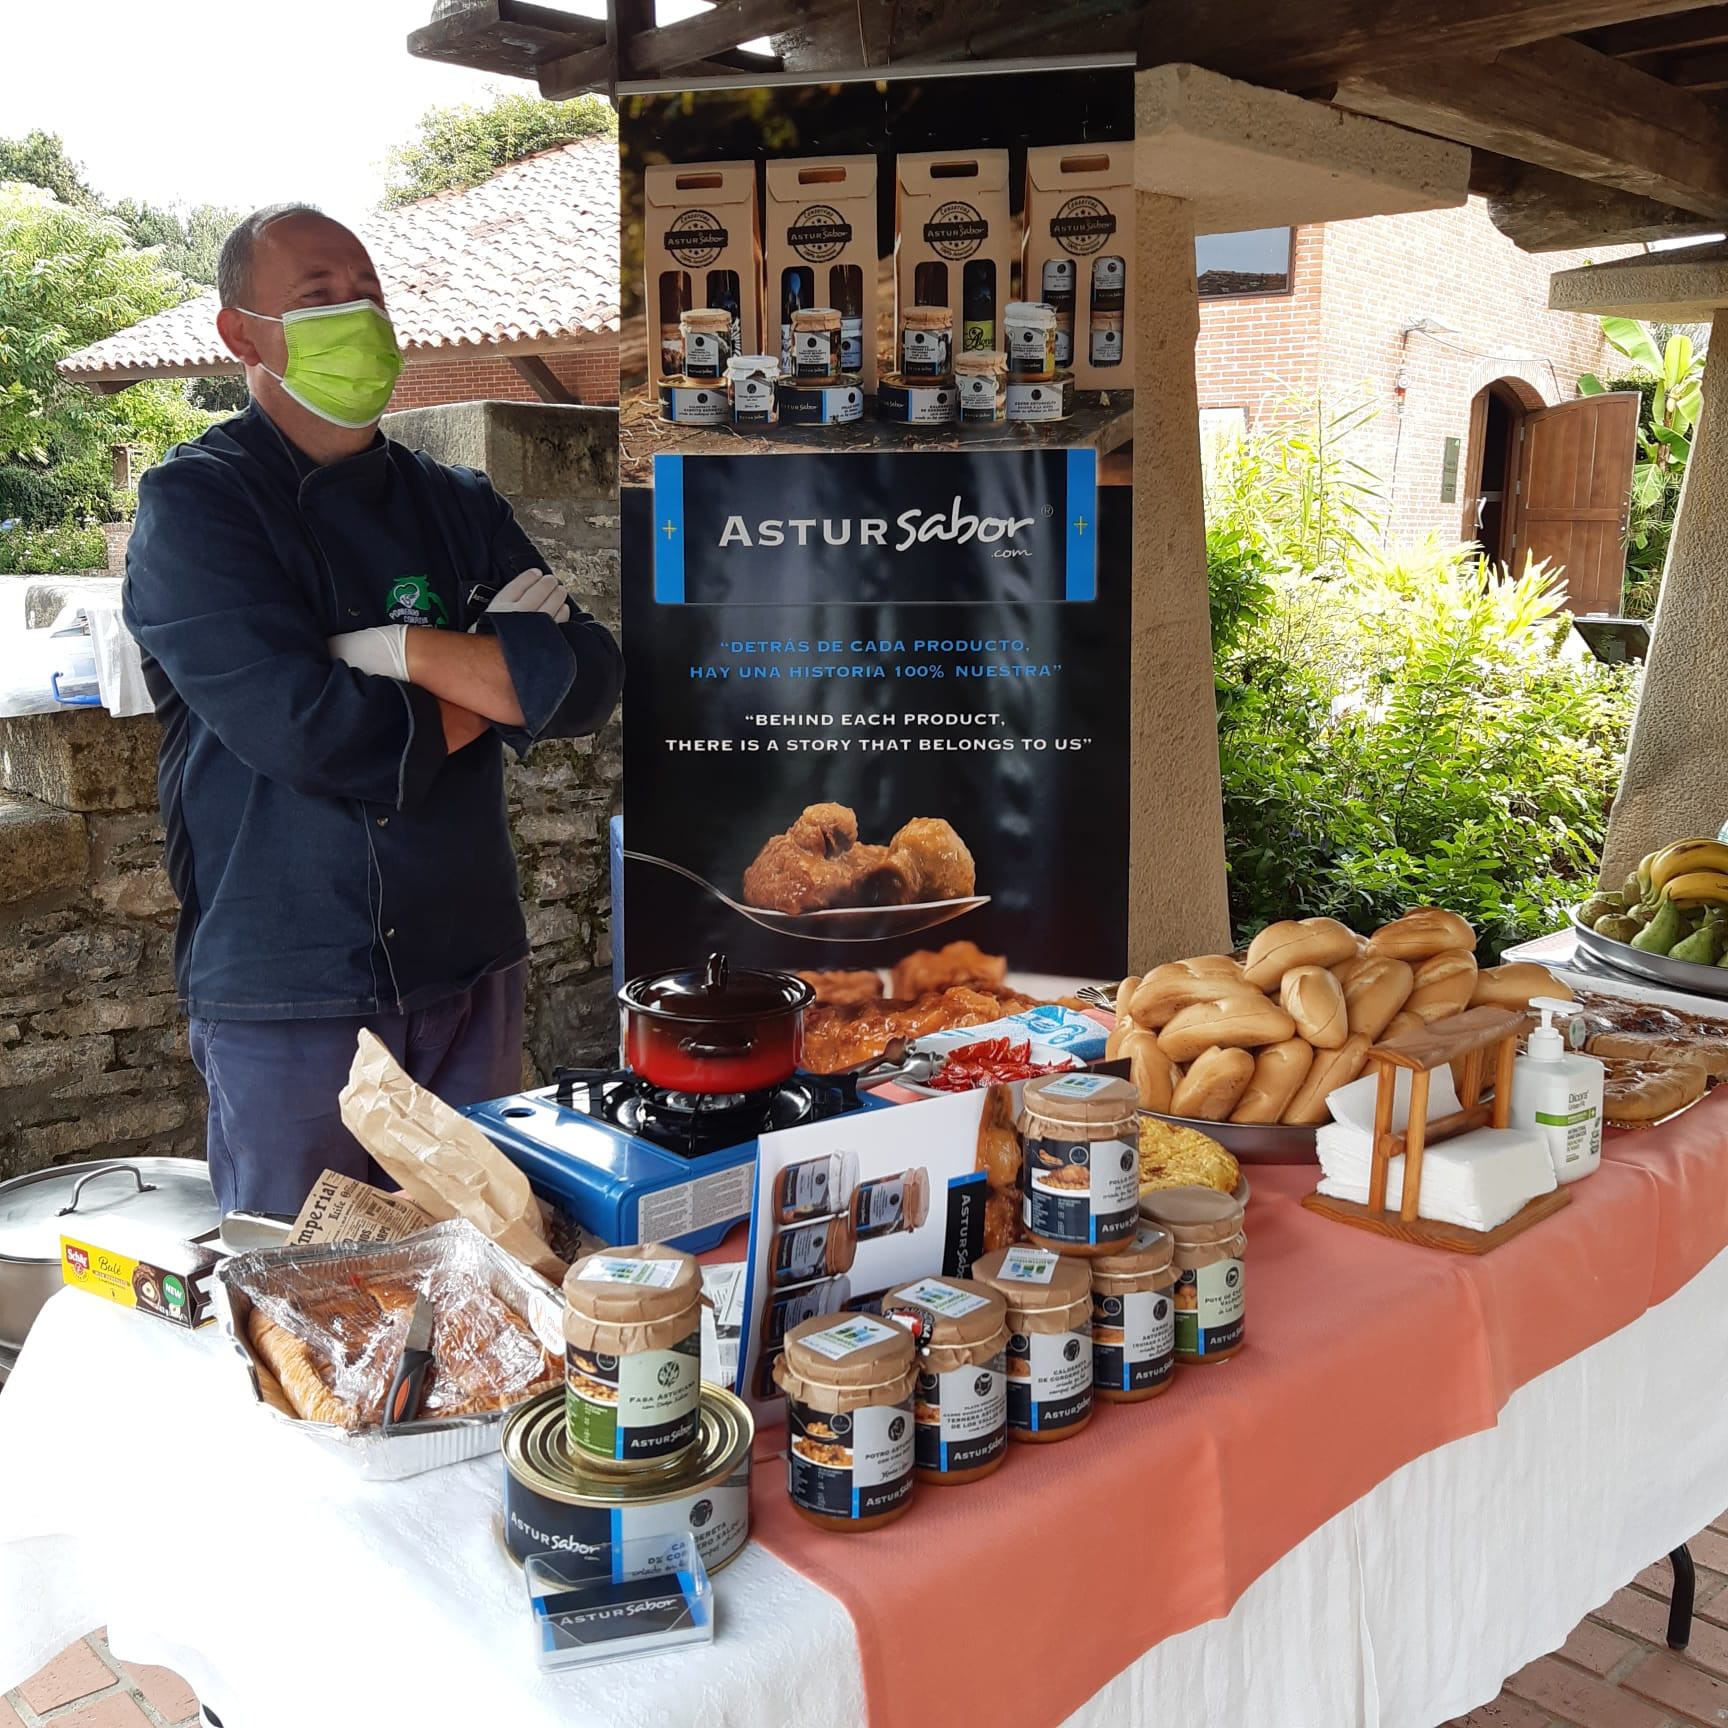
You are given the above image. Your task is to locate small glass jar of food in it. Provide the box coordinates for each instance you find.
[954,350,1007,426]
[771,1211,857,1287]
[727,355,780,426]
[776,1149,860,1225]
[1004,301,1059,380]
[1089,1225,1177,1402]
[681,308,734,379]
[790,307,843,380]
[1018,1073,1142,1256]
[1089,310,1124,368]
[1139,1187,1246,1364]
[970,1246,1094,1443]
[562,1244,703,1475]
[901,306,954,379]
[1090,255,1126,314]
[884,1275,1009,1485]
[850,1167,929,1241]
[774,1312,919,1531]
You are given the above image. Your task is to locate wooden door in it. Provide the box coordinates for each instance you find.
[1509,392,1640,615]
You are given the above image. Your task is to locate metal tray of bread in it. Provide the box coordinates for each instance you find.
[214,1218,564,1481]
[1139,1110,1318,1165]
[1572,910,1728,1004]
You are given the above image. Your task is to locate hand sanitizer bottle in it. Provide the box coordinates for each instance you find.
[1509,996,1604,1183]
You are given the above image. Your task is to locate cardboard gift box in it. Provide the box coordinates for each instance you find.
[764,155,878,391]
[894,149,1014,372]
[644,161,764,386]
[1024,143,1135,390]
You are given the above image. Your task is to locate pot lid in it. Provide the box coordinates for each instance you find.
[619,953,814,1023]
[0,1158,219,1263]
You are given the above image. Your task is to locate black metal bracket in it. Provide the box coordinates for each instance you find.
[1668,1545,1695,1650]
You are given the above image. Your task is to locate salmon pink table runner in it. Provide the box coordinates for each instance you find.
[748,1092,1728,1728]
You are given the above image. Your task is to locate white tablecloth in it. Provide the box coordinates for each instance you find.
[5,1244,1728,1728]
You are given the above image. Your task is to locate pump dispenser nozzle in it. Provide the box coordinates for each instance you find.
[1527,995,1575,1061]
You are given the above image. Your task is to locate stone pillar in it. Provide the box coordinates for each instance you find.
[1600,302,1728,883]
[1128,192,1232,966]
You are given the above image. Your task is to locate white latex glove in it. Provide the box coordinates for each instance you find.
[487,567,572,625]
[326,625,410,681]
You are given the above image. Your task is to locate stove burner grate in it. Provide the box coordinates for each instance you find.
[551,1066,861,1157]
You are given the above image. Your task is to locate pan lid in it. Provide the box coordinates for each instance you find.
[0,1158,219,1263]
[619,952,814,1023]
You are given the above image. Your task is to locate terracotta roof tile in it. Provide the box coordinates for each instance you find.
[59,138,618,380]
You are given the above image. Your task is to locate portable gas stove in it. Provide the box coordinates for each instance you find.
[463,1067,893,1253]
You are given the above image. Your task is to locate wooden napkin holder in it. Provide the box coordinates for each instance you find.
[1300,1005,1569,1254]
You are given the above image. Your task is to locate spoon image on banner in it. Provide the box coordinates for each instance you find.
[623,850,990,942]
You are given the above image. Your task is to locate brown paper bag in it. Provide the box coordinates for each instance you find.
[338,1030,566,1283]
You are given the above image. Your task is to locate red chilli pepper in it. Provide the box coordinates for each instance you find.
[925,1038,1079,1091]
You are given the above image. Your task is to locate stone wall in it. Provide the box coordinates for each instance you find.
[0,401,622,1182]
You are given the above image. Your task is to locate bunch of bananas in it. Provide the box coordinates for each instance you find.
[1578,838,1728,966]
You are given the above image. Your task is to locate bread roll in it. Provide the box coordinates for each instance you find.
[1470,963,1572,1011]
[1341,957,1414,1041]
[1242,918,1361,990]
[1229,1038,1315,1124]
[1171,1046,1257,1121]
[1114,974,1140,1022]
[1366,907,1477,962]
[1282,1033,1373,1126]
[1407,951,1478,1024]
[1129,957,1248,1029]
[1157,992,1298,1064]
[1118,1026,1179,1113]
[1383,1009,1424,1041]
[1279,965,1348,1050]
[1331,953,1369,989]
[1105,1018,1134,1060]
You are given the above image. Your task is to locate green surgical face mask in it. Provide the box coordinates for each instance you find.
[236,298,404,428]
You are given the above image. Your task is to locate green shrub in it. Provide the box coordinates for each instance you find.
[1208,403,1636,958]
[0,521,106,573]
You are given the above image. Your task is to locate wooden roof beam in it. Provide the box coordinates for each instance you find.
[1331,35,1728,218]
[625,0,832,76]
[1575,3,1728,56]
[1471,151,1727,248]
[1143,0,1728,88]
[408,0,605,78]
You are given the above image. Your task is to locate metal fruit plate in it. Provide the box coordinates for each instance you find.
[1571,910,1728,1004]
[1139,1110,1317,1165]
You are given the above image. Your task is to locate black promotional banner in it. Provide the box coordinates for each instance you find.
[617,65,1134,987]
[621,447,1129,979]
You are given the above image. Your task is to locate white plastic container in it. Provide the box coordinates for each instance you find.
[1509,996,1604,1184]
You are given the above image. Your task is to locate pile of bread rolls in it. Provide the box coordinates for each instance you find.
[1106,908,1571,1127]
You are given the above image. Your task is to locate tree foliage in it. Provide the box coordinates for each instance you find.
[0,182,214,523]
[383,88,616,206]
[0,130,96,207]
[1208,399,1636,957]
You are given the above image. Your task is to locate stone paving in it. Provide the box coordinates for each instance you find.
[9,1515,1728,1725]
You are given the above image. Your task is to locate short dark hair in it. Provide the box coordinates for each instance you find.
[216,203,325,308]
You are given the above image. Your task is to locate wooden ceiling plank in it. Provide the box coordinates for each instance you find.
[630,0,833,74]
[1143,0,1728,87]
[408,0,606,75]
[1470,150,1728,247]
[539,40,615,96]
[1655,44,1728,83]
[1332,35,1728,216]
[1575,2,1728,56]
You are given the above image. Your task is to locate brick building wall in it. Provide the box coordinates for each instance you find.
[1197,198,1637,548]
[386,344,619,412]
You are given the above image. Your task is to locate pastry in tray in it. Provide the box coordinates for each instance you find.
[245,1269,560,1430]
[1600,1056,1710,1127]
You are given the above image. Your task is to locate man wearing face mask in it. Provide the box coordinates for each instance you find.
[123,204,623,1216]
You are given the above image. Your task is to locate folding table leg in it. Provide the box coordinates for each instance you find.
[1669,1544,1695,1650]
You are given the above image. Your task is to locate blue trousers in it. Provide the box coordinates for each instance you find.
[189,962,526,1216]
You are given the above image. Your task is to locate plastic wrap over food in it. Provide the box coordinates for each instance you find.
[217,1220,564,1436]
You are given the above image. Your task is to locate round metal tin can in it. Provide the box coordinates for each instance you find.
[1006,372,1076,424]
[779,379,866,426]
[502,1384,753,1575]
[877,373,958,426]
[659,380,729,426]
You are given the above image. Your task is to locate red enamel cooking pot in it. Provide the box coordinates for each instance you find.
[619,952,815,1094]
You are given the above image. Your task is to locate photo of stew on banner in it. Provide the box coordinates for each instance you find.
[617,67,1135,989]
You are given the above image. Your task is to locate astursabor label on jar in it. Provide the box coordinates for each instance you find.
[915,1353,1007,1474]
[566,1330,701,1463]
[1093,1287,1175,1393]
[1006,1325,1092,1433]
[1175,1258,1245,1358]
[788,1400,915,1520]
[1023,1135,1138,1246]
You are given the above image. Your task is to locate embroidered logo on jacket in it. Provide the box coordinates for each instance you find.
[385,576,449,628]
